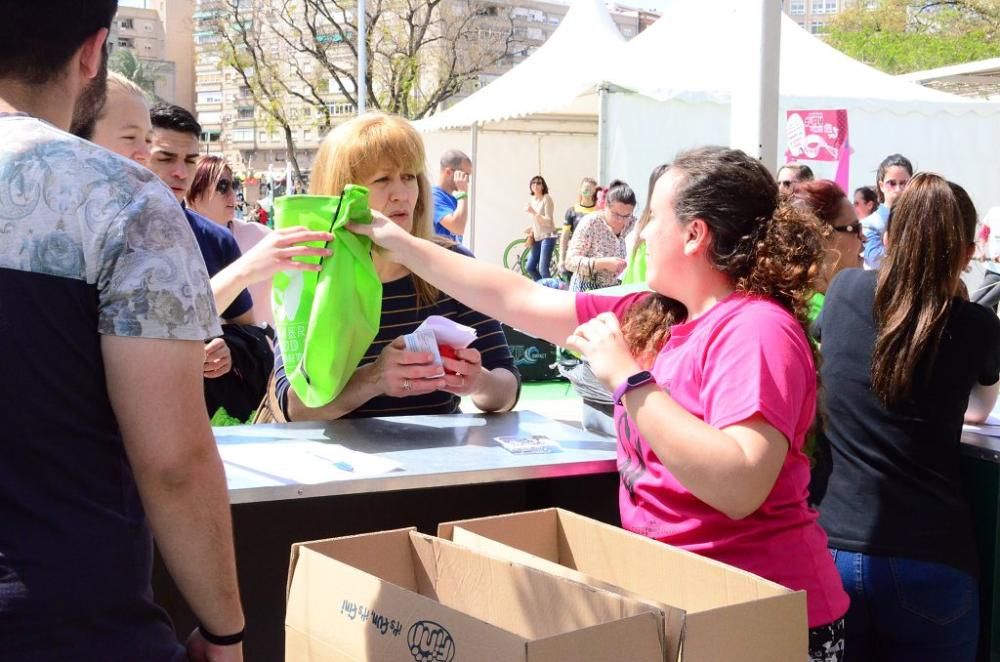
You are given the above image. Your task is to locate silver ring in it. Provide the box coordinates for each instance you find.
[402,379,411,392]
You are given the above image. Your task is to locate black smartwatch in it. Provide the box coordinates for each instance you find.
[612,370,655,405]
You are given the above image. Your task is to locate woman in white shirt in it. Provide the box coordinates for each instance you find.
[523,175,556,281]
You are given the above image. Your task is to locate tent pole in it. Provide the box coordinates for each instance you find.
[729,0,781,170]
[597,84,609,184]
[469,121,479,253]
[358,0,366,114]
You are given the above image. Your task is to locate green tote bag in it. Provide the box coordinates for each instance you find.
[271,186,382,407]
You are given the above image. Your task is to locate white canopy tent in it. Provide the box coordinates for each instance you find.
[603,0,1000,210]
[414,0,627,264]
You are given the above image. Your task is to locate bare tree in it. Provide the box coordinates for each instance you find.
[206,0,307,183]
[268,0,523,119]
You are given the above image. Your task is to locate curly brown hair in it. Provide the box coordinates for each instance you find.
[621,146,824,366]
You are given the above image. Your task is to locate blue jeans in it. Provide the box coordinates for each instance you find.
[525,237,556,281]
[831,548,979,661]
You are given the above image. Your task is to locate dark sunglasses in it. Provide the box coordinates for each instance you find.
[216,178,234,195]
[832,222,863,237]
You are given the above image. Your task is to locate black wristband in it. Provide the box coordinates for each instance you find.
[198,623,245,646]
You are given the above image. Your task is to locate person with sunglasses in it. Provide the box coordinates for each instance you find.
[187,155,277,326]
[146,105,328,421]
[776,162,815,198]
[564,179,636,292]
[791,180,864,310]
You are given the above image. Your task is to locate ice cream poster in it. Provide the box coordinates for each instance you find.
[784,109,850,191]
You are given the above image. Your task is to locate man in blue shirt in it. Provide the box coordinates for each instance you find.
[432,149,473,242]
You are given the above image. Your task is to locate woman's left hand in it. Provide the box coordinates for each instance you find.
[565,313,641,391]
[440,347,485,396]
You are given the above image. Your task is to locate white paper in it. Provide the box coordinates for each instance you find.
[415,315,477,349]
[218,441,402,484]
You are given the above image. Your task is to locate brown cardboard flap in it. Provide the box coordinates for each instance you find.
[407,531,661,641]
[439,509,560,561]
[555,509,791,610]
[289,528,419,600]
[528,612,665,662]
[286,541,527,661]
[682,592,808,662]
[450,526,681,662]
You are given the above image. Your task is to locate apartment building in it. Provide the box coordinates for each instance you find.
[783,0,850,35]
[193,0,651,179]
[109,1,195,109]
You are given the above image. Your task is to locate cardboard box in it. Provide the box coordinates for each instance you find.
[285,527,667,661]
[439,509,807,662]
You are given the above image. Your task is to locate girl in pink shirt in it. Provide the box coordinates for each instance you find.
[352,144,849,661]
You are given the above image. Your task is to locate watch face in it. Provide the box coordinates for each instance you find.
[628,371,653,387]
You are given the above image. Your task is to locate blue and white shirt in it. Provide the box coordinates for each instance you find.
[0,113,219,658]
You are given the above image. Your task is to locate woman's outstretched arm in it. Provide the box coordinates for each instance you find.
[352,213,580,346]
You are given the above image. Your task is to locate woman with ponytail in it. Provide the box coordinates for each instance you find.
[352,145,849,660]
[815,174,1000,660]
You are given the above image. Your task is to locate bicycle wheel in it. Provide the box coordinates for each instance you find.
[503,238,529,274]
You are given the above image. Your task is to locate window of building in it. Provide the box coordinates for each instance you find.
[144,23,153,32]
[119,18,134,30]
[118,38,134,49]
[197,91,223,105]
[809,20,828,33]
[239,85,252,98]
[326,102,356,116]
[238,107,255,119]
[231,128,253,143]
[789,1,805,15]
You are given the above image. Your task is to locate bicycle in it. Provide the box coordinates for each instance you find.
[502,234,562,278]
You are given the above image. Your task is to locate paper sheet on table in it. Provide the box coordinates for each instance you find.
[963,414,1000,437]
[218,441,402,484]
[415,315,477,348]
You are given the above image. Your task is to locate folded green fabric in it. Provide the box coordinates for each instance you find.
[271,186,382,407]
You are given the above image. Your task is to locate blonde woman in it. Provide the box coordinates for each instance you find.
[274,113,520,422]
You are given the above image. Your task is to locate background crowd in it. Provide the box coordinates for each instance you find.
[3,3,1000,662]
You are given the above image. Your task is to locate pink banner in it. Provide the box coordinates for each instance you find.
[784,109,850,191]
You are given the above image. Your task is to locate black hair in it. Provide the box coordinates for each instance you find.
[605,179,637,207]
[0,1,117,84]
[778,163,814,182]
[854,185,878,206]
[529,175,549,195]
[150,103,202,138]
[875,153,914,204]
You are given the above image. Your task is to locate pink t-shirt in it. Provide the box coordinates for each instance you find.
[577,291,848,629]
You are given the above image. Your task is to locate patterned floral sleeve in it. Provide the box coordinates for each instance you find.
[565,214,597,272]
[96,180,221,341]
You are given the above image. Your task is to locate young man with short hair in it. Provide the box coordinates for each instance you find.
[432,149,473,242]
[0,2,244,658]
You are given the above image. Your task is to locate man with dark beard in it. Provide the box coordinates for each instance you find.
[0,2,245,660]
[69,43,109,140]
